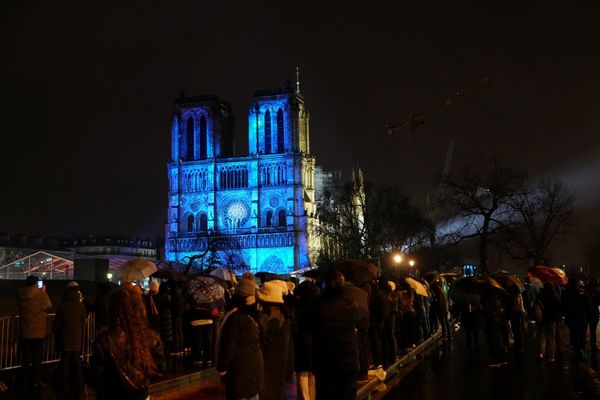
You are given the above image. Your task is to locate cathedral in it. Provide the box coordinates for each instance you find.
[165,77,320,273]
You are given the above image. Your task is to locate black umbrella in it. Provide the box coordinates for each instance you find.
[333,259,379,286]
[454,276,508,297]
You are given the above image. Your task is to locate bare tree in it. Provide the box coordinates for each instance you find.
[317,182,431,259]
[437,159,525,275]
[497,180,574,266]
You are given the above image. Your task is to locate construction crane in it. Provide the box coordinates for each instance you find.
[384,78,491,135]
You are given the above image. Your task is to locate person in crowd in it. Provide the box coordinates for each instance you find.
[217,279,263,400]
[17,275,52,390]
[537,283,561,362]
[380,280,396,367]
[312,270,359,400]
[399,287,418,350]
[368,280,385,367]
[587,278,600,352]
[418,281,431,341]
[54,281,87,395]
[482,290,509,367]
[294,271,320,400]
[88,283,163,400]
[93,281,115,333]
[459,300,481,352]
[507,287,526,354]
[144,280,160,329]
[430,278,451,339]
[157,282,174,370]
[257,281,291,400]
[344,278,370,383]
[563,278,590,361]
[170,281,186,354]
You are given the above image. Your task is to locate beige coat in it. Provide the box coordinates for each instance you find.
[17,286,52,339]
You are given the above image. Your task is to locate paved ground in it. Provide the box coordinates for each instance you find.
[383,323,600,400]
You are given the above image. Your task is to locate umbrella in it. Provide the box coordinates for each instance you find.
[117,258,157,282]
[492,273,526,293]
[333,259,379,286]
[527,276,543,290]
[405,277,429,297]
[186,276,225,310]
[152,267,184,281]
[449,285,480,305]
[454,276,507,296]
[440,272,462,284]
[255,272,279,283]
[210,268,236,283]
[423,270,440,283]
[528,265,568,285]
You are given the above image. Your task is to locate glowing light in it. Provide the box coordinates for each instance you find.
[409,260,415,267]
[393,254,403,264]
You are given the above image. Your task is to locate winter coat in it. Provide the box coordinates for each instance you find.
[17,286,52,339]
[312,289,359,379]
[157,292,173,343]
[563,285,589,327]
[369,284,386,330]
[88,330,162,400]
[54,288,87,352]
[217,308,264,400]
[345,283,370,331]
[258,304,291,400]
[294,280,319,372]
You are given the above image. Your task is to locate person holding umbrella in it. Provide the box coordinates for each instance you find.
[217,279,263,400]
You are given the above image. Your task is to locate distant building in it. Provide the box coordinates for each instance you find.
[0,234,157,280]
[165,78,324,273]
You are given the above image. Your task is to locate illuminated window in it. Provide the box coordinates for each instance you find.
[199,213,208,231]
[199,116,207,159]
[186,118,195,160]
[277,108,284,152]
[278,209,286,227]
[264,110,271,154]
[266,210,273,227]
[187,215,195,232]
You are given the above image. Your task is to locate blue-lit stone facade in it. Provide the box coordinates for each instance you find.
[165,88,318,273]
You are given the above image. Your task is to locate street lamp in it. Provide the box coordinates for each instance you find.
[393,254,403,264]
[107,272,113,281]
[409,259,415,267]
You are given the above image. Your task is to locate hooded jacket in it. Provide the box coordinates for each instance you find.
[17,285,52,339]
[54,287,87,351]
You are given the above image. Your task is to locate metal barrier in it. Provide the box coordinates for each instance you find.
[356,329,443,400]
[0,312,96,371]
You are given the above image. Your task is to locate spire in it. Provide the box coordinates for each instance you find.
[295,66,300,94]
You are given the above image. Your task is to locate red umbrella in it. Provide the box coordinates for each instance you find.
[527,265,568,285]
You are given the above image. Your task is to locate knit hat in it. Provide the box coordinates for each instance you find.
[236,279,258,297]
[67,281,79,288]
[270,280,290,296]
[257,281,285,304]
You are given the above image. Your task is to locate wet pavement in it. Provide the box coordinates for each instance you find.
[383,323,600,400]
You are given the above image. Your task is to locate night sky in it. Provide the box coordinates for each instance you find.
[2,2,599,263]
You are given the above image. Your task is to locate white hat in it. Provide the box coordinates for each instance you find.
[257,281,285,304]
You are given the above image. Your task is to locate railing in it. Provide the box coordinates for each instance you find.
[0,312,96,371]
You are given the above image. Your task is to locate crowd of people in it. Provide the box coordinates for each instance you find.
[14,268,600,400]
[459,276,600,367]
[14,268,451,400]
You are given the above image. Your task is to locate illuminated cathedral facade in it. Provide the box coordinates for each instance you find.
[165,80,319,273]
